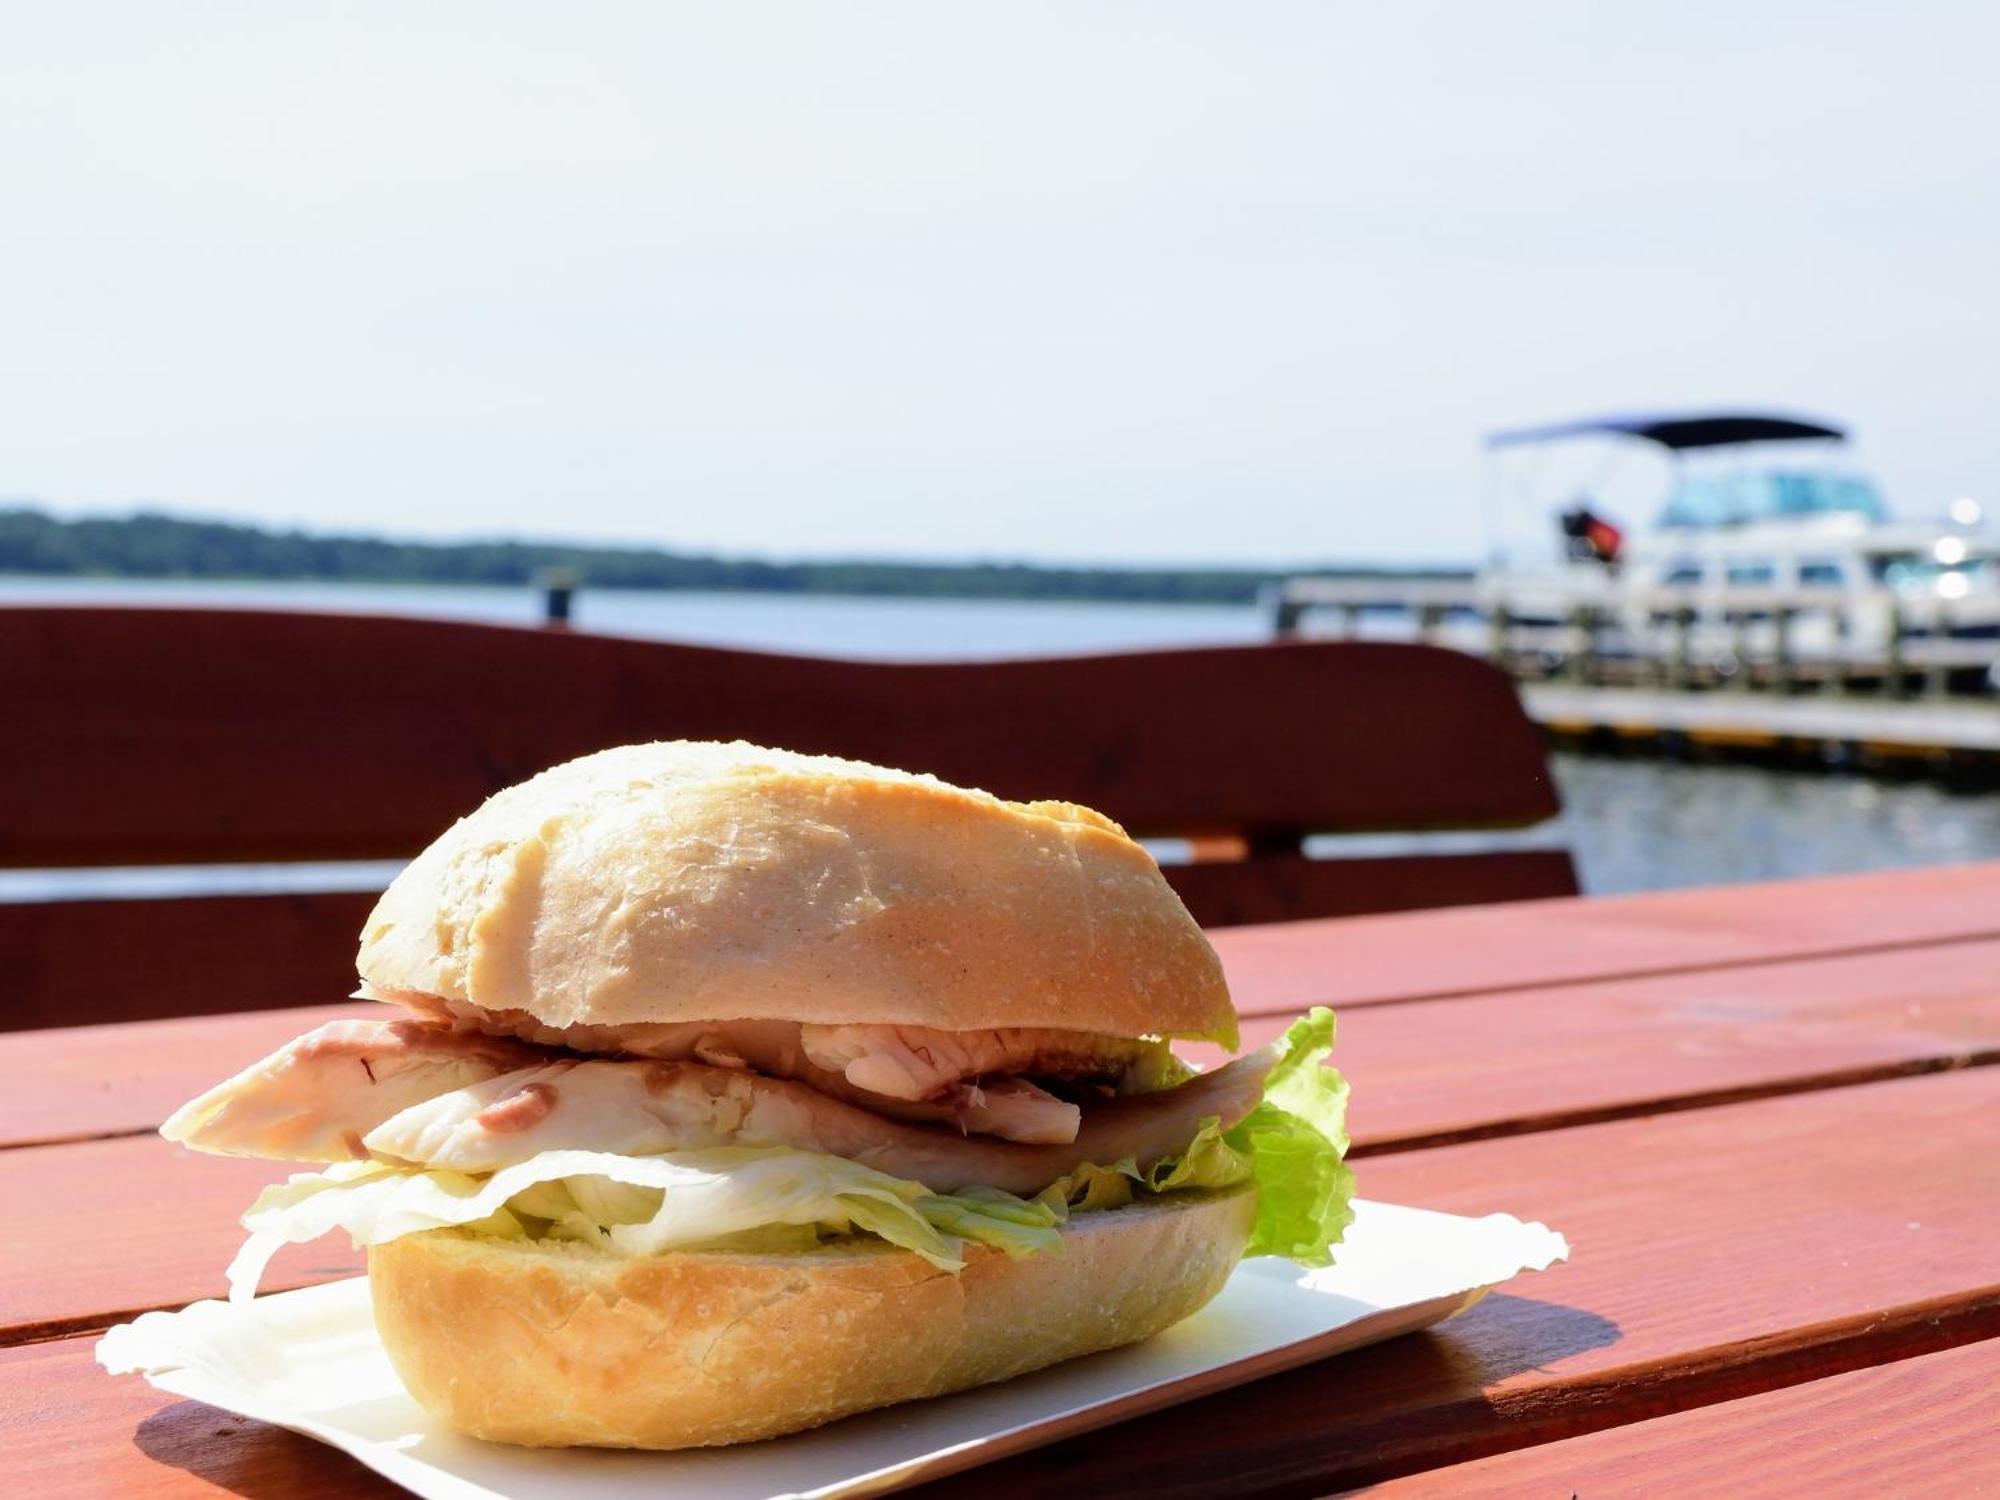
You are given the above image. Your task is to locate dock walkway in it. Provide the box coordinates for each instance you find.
[1522,685,2000,755]
[1271,575,2000,764]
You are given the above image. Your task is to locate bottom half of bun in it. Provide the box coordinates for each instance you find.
[368,1186,1255,1450]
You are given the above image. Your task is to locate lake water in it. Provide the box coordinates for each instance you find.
[7,575,1998,898]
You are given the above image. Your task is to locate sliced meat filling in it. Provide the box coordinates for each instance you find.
[373,988,1175,1143]
[166,1011,1124,1161]
[161,1019,547,1163]
[363,1045,1278,1196]
[797,1023,1162,1101]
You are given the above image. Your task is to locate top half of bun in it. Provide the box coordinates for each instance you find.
[357,741,1237,1045]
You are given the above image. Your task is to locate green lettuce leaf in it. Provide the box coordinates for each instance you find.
[1226,1006,1354,1263]
[1037,1007,1353,1266]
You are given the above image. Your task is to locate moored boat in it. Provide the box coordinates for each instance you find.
[1481,410,1999,660]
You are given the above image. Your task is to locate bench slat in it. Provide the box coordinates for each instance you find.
[1,608,1558,864]
[1164,848,1576,927]
[0,848,1582,1031]
[0,893,377,1032]
[12,864,1996,1039]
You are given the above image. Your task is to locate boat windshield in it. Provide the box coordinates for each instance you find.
[1658,470,1887,530]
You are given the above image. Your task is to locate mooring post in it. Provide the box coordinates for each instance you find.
[1671,605,1695,690]
[1269,585,1304,638]
[1885,598,1907,700]
[1830,602,1851,698]
[1925,605,1951,699]
[1772,606,1795,695]
[1567,604,1597,684]
[1417,600,1444,645]
[1487,598,1511,670]
[1728,610,1752,692]
[537,567,578,627]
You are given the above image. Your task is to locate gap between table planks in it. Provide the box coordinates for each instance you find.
[13,1068,2000,1498]
[1340,1336,2000,1498]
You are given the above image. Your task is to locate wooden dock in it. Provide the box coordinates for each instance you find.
[1271,575,2000,764]
[1522,684,2000,756]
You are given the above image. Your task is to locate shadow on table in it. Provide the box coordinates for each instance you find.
[903,1292,1623,1498]
[136,1402,391,1499]
[917,1292,1626,1498]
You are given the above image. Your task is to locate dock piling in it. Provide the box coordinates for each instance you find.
[1885,600,1908,701]
[537,568,578,627]
[1671,605,1695,690]
[1773,607,1796,695]
[1925,604,1951,699]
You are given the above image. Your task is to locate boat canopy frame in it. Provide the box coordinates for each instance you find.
[1486,411,1847,452]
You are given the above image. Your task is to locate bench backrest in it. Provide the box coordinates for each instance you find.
[0,606,1573,1027]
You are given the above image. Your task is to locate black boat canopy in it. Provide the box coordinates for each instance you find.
[1486,411,1846,451]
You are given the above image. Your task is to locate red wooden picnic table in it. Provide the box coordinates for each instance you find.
[3,862,1997,1497]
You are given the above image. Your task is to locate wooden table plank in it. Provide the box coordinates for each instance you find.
[18,1067,2000,1500]
[10,916,2000,1157]
[1349,1336,2000,1498]
[915,1068,2000,1498]
[1210,861,2000,1016]
[0,1137,362,1341]
[0,1337,390,1500]
[0,1003,373,1149]
[1207,936,2000,1152]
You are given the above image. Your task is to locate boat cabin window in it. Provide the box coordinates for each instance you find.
[1661,561,1705,586]
[1798,559,1846,587]
[1726,561,1778,586]
[1870,553,1988,590]
[1658,471,1888,530]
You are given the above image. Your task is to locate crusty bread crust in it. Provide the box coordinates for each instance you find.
[369,1188,1254,1449]
[357,741,1237,1045]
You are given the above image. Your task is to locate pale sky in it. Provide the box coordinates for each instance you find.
[3,3,1996,567]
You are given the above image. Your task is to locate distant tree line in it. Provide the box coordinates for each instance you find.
[0,507,1466,604]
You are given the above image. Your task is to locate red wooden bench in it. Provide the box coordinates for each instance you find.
[0,605,1572,1027]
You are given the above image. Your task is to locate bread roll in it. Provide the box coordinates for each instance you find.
[369,1187,1254,1449]
[357,741,1237,1046]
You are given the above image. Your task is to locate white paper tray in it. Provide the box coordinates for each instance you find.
[99,1199,1567,1500]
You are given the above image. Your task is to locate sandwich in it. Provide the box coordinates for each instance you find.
[161,741,1354,1449]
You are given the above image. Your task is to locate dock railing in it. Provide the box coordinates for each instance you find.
[1270,577,1998,700]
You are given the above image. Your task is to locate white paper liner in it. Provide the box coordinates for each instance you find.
[99,1198,1567,1500]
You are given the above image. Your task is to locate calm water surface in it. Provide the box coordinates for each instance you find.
[7,576,1996,897]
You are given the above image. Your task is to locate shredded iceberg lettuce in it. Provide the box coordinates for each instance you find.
[222,1008,1352,1298]
[225,1146,1062,1300]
